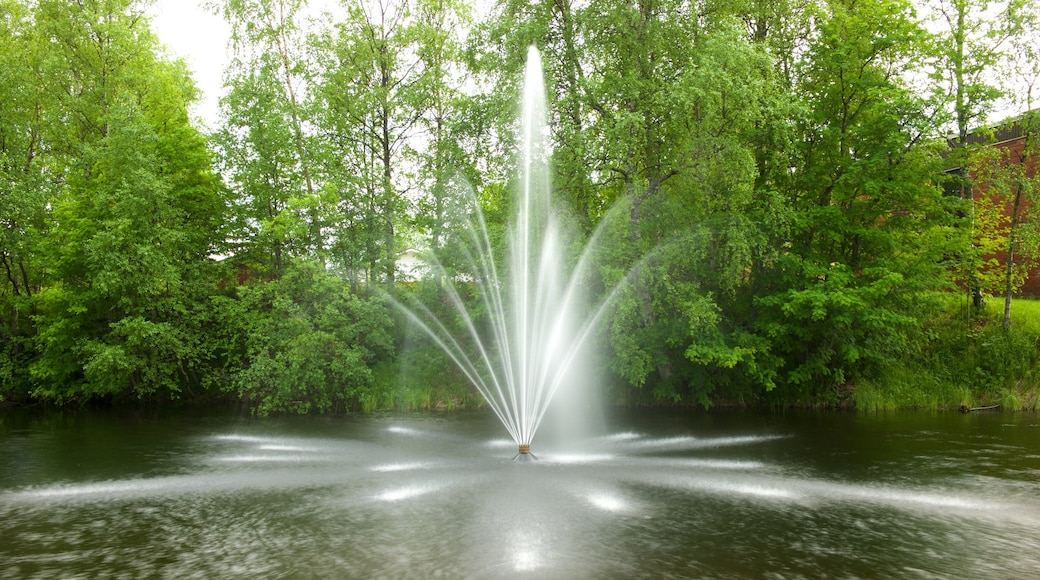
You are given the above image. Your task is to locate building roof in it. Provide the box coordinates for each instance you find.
[942,109,1039,169]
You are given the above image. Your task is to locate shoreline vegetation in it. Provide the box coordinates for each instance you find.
[4,291,1039,415]
[3,1,1040,415]
[848,296,1040,413]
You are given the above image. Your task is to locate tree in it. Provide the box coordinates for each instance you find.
[753,0,954,400]
[465,1,792,403]
[467,0,602,231]
[410,0,474,262]
[577,4,794,402]
[213,0,321,273]
[970,114,1040,329]
[0,0,51,396]
[994,4,1040,328]
[927,0,1032,308]
[26,0,226,402]
[310,0,434,288]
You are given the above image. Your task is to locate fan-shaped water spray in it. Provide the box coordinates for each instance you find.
[394,46,603,459]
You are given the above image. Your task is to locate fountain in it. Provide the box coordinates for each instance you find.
[6,39,1040,580]
[396,46,608,460]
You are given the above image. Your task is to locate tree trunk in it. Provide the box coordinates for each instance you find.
[273,0,321,262]
[1003,132,1033,329]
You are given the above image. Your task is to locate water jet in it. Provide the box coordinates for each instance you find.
[393,46,617,459]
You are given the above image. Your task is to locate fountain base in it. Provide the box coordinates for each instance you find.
[513,445,537,463]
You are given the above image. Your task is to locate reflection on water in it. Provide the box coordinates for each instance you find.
[1,410,1039,578]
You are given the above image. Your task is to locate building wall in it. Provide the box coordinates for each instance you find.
[972,129,1040,297]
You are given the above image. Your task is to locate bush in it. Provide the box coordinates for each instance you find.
[226,263,395,414]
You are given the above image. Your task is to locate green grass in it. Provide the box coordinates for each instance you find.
[995,296,1040,335]
[857,293,1040,412]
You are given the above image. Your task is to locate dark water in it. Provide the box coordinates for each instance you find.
[1,408,1038,579]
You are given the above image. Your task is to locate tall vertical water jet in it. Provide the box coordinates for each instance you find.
[514,45,554,457]
[396,46,607,460]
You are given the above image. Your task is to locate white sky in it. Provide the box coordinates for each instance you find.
[148,0,230,129]
[148,0,353,130]
[148,1,1029,133]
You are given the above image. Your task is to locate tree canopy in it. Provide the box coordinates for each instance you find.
[1,0,1038,411]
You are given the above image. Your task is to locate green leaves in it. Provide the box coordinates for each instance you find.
[227,264,395,414]
[0,1,231,403]
[2,0,1036,410]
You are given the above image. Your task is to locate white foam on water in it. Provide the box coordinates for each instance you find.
[586,492,629,513]
[602,431,642,441]
[214,455,313,463]
[628,435,697,448]
[257,444,316,452]
[509,529,546,572]
[676,459,767,470]
[212,434,276,444]
[485,438,515,449]
[726,484,798,500]
[841,486,988,510]
[512,548,541,572]
[626,434,784,451]
[370,462,431,473]
[543,453,614,464]
[652,472,801,503]
[386,426,425,436]
[17,480,167,499]
[376,484,439,502]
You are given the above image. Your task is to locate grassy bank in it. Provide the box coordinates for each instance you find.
[855,294,1040,412]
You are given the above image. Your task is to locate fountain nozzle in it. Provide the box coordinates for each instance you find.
[513,444,537,463]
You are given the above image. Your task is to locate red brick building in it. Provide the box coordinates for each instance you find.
[947,114,1040,297]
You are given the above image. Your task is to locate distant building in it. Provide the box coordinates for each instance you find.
[396,248,430,282]
[945,112,1040,297]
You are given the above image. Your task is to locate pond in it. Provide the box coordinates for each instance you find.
[1,408,1039,578]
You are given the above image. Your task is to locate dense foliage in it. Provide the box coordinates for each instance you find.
[2,0,1039,412]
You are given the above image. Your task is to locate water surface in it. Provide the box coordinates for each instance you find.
[2,409,1038,578]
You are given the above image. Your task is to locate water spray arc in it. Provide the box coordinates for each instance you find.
[394,46,609,460]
